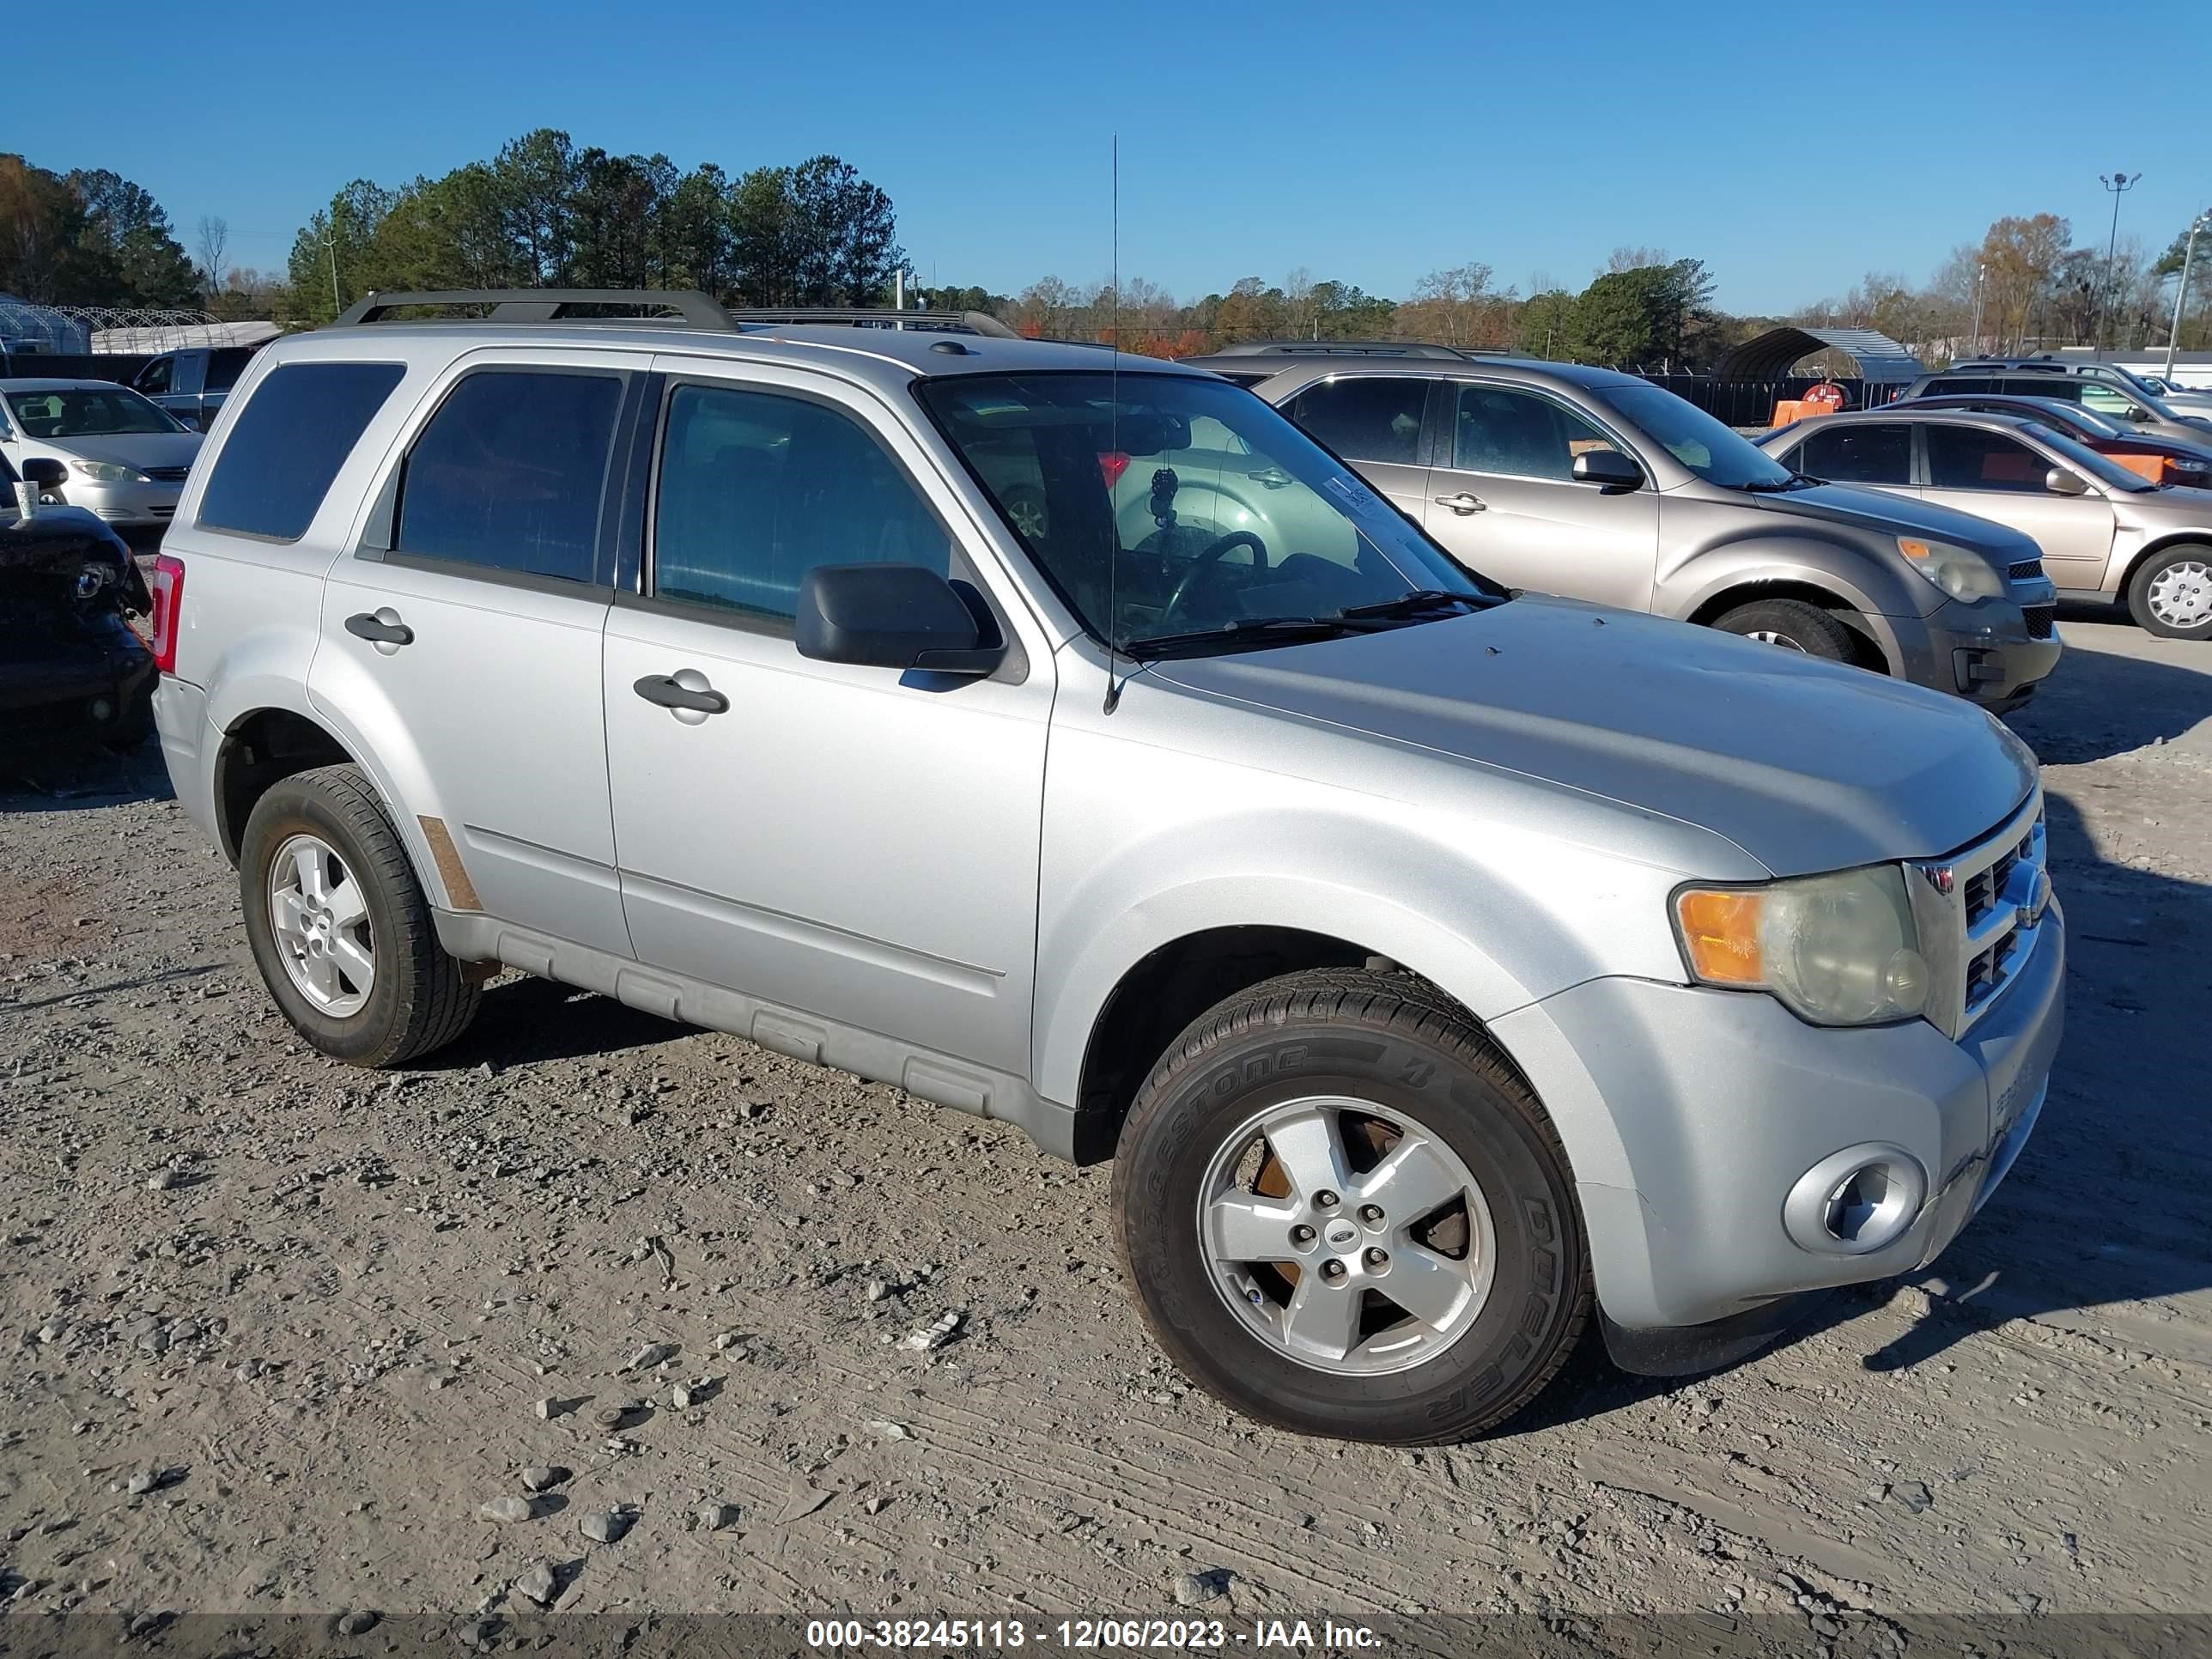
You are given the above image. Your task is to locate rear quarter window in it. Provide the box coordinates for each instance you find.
[197,362,408,541]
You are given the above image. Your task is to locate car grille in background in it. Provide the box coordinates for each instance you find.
[2025,606,2055,639]
[143,467,191,483]
[2007,558,2044,580]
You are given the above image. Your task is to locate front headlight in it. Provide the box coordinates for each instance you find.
[1898,536,2005,602]
[70,459,149,483]
[1673,866,1929,1026]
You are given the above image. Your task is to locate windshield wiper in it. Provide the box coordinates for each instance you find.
[1123,616,1359,659]
[1734,475,1820,493]
[1338,588,1491,620]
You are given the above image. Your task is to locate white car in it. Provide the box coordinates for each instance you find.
[0,379,204,528]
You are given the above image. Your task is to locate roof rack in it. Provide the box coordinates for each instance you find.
[1205,340,1470,359]
[729,307,1019,340]
[333,289,740,330]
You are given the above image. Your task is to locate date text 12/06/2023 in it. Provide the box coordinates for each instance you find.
[804,1618,1382,1650]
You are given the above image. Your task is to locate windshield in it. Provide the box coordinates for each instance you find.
[916,371,1489,655]
[1589,381,1797,488]
[2019,422,2155,492]
[1,386,186,439]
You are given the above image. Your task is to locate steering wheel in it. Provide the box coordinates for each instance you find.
[1161,530,1271,620]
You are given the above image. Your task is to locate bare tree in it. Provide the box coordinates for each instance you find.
[1606,245,1671,274]
[195,215,230,291]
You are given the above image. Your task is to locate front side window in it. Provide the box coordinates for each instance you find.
[651,383,952,623]
[917,371,1486,657]
[1796,422,1912,485]
[3,386,185,439]
[136,358,173,396]
[395,370,623,584]
[1280,377,1428,465]
[198,362,408,540]
[1448,384,1620,480]
[1926,425,2057,493]
[1589,381,1796,489]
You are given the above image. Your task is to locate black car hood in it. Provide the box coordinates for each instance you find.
[0,507,149,610]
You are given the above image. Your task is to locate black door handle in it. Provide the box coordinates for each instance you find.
[633,673,728,714]
[345,611,413,646]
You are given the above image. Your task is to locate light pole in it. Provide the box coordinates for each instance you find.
[2097,169,2142,353]
[321,222,341,318]
[1970,261,1985,356]
[2168,210,2210,380]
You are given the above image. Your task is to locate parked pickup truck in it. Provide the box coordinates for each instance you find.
[131,345,264,431]
[150,290,2063,1443]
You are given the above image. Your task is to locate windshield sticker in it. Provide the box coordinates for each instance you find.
[1322,473,1407,538]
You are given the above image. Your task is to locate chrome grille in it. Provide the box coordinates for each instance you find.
[2006,558,2044,580]
[1907,791,2050,1039]
[143,466,191,483]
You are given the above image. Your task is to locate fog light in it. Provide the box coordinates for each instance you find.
[88,696,115,724]
[1783,1144,1927,1256]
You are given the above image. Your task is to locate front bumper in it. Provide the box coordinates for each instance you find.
[60,477,184,527]
[1879,596,2062,709]
[1491,901,2063,1339]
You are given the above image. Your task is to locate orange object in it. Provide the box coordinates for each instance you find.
[1674,889,1765,985]
[2111,452,2166,484]
[1771,398,1833,428]
[1802,381,1849,411]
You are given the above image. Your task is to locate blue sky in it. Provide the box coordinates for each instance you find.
[20,0,2212,313]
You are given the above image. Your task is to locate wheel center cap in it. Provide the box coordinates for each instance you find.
[1323,1218,1359,1249]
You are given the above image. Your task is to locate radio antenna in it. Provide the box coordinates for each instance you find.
[1103,132,1125,714]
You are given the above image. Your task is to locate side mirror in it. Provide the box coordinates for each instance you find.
[21,458,67,489]
[796,563,1003,676]
[2044,467,2090,497]
[1571,448,1644,491]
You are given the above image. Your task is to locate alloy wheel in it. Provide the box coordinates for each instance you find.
[267,833,376,1017]
[1196,1095,1496,1376]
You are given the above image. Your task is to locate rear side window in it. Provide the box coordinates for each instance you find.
[1927,425,2051,493]
[198,362,407,540]
[204,348,255,392]
[1925,377,2000,397]
[1281,377,1429,465]
[1796,422,1912,485]
[2004,377,2081,402]
[395,370,623,585]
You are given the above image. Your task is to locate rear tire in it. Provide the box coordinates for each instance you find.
[2126,544,2212,640]
[1711,597,1858,662]
[1111,969,1590,1443]
[239,763,480,1067]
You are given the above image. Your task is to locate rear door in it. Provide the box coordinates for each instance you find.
[312,346,651,957]
[1918,422,2115,588]
[1273,374,1437,520]
[1419,380,1658,608]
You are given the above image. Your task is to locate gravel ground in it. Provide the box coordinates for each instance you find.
[1,609,2207,1640]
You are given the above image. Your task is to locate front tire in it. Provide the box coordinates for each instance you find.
[239,763,480,1067]
[1711,597,1858,662]
[2126,544,2212,640]
[1111,969,1590,1443]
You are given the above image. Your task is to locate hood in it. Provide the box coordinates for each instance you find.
[1750,481,2040,559]
[23,431,203,472]
[0,505,148,609]
[1150,598,2038,878]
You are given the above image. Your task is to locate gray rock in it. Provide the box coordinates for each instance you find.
[520,1466,565,1493]
[579,1510,629,1544]
[532,1397,557,1420]
[862,1495,890,1516]
[478,1495,532,1524]
[125,1468,160,1496]
[36,1320,67,1344]
[513,1561,558,1607]
[1172,1569,1229,1607]
[865,1279,890,1304]
[896,1310,963,1352]
[696,1503,737,1531]
[335,1608,379,1636]
[866,1419,914,1440]
[672,1382,697,1410]
[146,1170,181,1192]
[623,1342,676,1372]
[1893,1481,1935,1515]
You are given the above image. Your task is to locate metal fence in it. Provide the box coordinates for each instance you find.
[1638,374,1906,427]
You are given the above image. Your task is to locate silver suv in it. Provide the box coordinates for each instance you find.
[151,290,2063,1443]
[1902,357,2212,447]
[1192,351,2061,710]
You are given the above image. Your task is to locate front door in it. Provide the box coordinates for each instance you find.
[1919,422,2115,591]
[600,362,1051,1076]
[313,349,648,957]
[1420,380,1659,608]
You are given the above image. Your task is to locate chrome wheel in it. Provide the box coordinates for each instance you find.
[2147,559,2212,629]
[1197,1095,1496,1376]
[267,833,375,1017]
[1747,629,1808,652]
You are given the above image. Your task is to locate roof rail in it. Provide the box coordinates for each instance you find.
[333,289,740,331]
[1205,339,1469,359]
[729,307,1019,340]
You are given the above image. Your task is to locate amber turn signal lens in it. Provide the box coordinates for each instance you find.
[1674,889,1765,984]
[1898,538,1931,562]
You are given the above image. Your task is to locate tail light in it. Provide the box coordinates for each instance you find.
[149,554,185,674]
[1097,451,1130,489]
